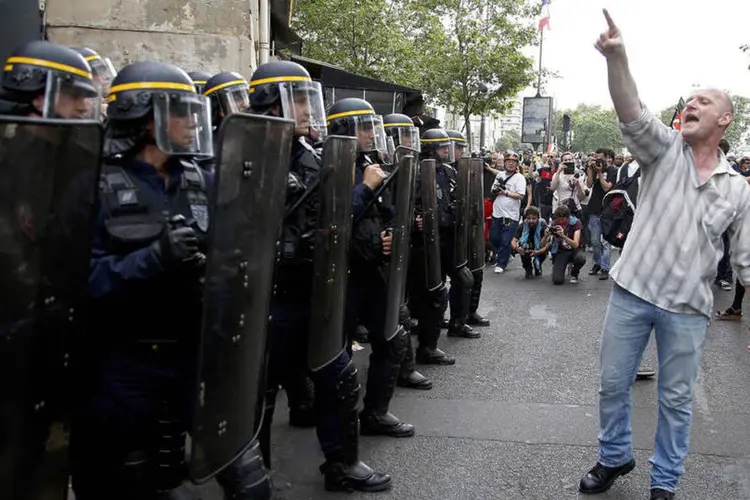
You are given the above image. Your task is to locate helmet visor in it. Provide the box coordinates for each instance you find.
[349,114,387,155]
[278,80,328,140]
[391,126,420,152]
[453,141,468,158]
[152,92,214,156]
[423,137,455,163]
[43,72,101,120]
[217,86,251,116]
[381,135,396,164]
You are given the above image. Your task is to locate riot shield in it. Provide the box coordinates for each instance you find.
[453,157,471,269]
[190,114,295,482]
[383,154,417,341]
[468,158,486,272]
[0,116,103,500]
[420,159,443,291]
[308,136,358,371]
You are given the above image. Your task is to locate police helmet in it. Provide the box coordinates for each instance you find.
[249,60,327,139]
[203,71,250,124]
[421,128,455,163]
[2,40,99,119]
[188,70,212,95]
[105,61,213,157]
[383,113,420,152]
[446,130,468,158]
[73,47,116,89]
[327,98,388,156]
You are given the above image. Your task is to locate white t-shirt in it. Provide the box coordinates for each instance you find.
[491,171,526,219]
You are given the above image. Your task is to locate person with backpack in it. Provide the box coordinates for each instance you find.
[585,148,618,280]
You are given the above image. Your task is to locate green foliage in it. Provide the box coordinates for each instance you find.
[725,95,750,150]
[553,104,624,153]
[658,106,676,127]
[495,129,532,152]
[291,0,539,148]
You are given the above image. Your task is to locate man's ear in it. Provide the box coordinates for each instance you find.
[32,94,45,114]
[719,112,734,129]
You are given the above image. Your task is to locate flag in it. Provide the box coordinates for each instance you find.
[539,0,551,31]
[670,97,685,131]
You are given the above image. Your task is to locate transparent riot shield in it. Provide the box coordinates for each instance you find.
[468,158,486,272]
[308,136,358,371]
[453,157,471,269]
[420,159,443,291]
[383,154,417,341]
[0,116,103,500]
[189,114,295,482]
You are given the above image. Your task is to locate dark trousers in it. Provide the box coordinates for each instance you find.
[489,217,519,269]
[717,231,732,282]
[406,247,446,352]
[521,252,547,271]
[264,300,352,459]
[551,249,586,285]
[443,235,473,323]
[540,203,553,223]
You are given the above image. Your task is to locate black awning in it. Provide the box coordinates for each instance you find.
[290,55,422,95]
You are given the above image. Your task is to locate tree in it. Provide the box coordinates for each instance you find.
[496,130,521,152]
[658,106,676,127]
[414,0,538,147]
[553,104,624,153]
[292,0,540,149]
[725,95,750,150]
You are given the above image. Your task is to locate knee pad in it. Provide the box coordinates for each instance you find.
[386,328,408,364]
[429,285,448,312]
[336,361,361,411]
[457,266,474,289]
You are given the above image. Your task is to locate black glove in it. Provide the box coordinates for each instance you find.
[153,224,200,269]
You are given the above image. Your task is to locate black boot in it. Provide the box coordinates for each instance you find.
[215,440,272,500]
[397,370,433,390]
[360,330,415,438]
[447,319,481,339]
[415,347,455,365]
[354,324,370,343]
[466,311,490,327]
[579,460,636,494]
[321,361,392,492]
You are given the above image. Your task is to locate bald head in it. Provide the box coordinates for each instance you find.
[682,88,735,144]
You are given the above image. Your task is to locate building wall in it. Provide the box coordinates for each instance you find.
[45,0,255,78]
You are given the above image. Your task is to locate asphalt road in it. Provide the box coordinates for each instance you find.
[264,251,750,500]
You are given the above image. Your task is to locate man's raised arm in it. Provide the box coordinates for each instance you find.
[595,9,642,123]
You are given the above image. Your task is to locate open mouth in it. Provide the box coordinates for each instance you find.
[683,114,699,124]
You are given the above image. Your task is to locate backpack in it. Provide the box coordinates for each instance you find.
[600,168,641,248]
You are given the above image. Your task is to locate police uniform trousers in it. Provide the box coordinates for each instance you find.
[261,293,356,465]
[442,233,474,324]
[406,246,447,353]
[344,265,405,416]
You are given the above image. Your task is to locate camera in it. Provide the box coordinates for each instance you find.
[574,172,580,179]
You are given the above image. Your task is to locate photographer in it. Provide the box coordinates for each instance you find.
[585,148,618,280]
[489,151,526,274]
[511,206,550,279]
[550,151,587,215]
[543,205,586,285]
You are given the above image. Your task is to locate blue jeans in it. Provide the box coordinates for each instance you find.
[598,284,708,492]
[588,215,611,271]
[489,217,518,269]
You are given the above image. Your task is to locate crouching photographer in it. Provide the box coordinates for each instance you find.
[544,205,586,285]
[511,206,550,279]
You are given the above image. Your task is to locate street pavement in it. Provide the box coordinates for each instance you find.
[263,251,750,500]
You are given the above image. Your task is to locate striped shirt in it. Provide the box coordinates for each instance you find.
[611,109,750,318]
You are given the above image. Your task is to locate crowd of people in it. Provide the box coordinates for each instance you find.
[2,8,750,500]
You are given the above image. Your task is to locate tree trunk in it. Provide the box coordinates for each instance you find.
[463,112,472,152]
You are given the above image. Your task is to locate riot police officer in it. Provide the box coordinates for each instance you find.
[406,129,456,365]
[0,40,103,499]
[382,113,434,390]
[446,130,490,328]
[203,71,250,131]
[248,60,392,492]
[70,61,271,500]
[188,70,211,95]
[1,40,100,119]
[328,99,416,438]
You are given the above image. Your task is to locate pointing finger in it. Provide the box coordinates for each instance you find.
[603,8,617,30]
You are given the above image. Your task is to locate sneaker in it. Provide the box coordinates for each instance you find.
[494,266,504,274]
[588,264,601,276]
[719,279,732,291]
[636,365,656,380]
[599,270,609,280]
[570,275,579,284]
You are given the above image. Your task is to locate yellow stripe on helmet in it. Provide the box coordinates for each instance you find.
[249,75,312,87]
[327,109,375,123]
[203,79,249,96]
[384,122,414,128]
[6,56,92,79]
